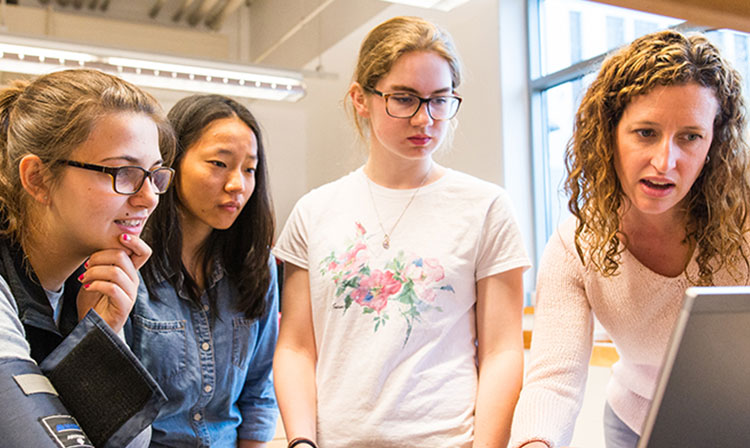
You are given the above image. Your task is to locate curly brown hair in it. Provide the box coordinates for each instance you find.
[565,29,750,285]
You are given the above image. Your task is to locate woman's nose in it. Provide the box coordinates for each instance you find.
[129,176,159,209]
[225,169,245,193]
[651,136,678,173]
[410,102,434,127]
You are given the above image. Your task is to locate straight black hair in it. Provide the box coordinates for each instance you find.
[143,94,274,319]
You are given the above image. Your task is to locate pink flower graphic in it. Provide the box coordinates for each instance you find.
[328,241,369,285]
[404,257,445,284]
[342,242,367,269]
[321,223,454,346]
[414,284,438,303]
[422,258,445,282]
[355,222,366,237]
[350,269,402,312]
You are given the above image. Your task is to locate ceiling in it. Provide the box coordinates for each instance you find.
[6,0,392,70]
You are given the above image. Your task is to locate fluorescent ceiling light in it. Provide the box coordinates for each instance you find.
[380,0,471,11]
[0,35,306,102]
[0,43,96,64]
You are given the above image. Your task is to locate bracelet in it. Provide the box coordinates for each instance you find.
[288,437,318,448]
[521,439,552,448]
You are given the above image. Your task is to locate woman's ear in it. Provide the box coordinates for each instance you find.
[349,82,370,118]
[19,155,51,205]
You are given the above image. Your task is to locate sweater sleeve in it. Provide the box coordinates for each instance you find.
[510,221,595,447]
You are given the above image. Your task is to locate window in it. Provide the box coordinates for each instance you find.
[528,0,750,267]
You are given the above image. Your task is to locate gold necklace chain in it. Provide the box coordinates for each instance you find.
[365,164,433,250]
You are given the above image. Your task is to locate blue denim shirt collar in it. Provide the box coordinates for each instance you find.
[150,255,225,303]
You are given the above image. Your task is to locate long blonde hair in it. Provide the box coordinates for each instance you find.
[565,30,750,285]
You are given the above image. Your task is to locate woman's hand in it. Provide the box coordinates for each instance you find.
[76,233,152,332]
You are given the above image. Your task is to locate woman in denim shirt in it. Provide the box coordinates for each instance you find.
[129,94,279,447]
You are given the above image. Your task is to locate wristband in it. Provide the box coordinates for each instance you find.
[288,437,318,448]
[521,439,552,448]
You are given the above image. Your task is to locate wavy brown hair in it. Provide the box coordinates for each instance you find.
[565,30,750,285]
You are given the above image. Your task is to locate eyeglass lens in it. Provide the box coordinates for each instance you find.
[115,167,173,194]
[386,94,460,120]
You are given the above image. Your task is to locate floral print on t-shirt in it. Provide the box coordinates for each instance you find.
[320,222,454,346]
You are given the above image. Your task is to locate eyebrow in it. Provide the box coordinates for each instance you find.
[101,155,164,168]
[213,148,258,161]
[630,120,709,130]
[388,85,453,95]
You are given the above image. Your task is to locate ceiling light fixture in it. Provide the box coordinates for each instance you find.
[0,34,306,102]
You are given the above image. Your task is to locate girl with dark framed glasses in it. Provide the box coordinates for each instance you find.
[0,69,175,447]
[273,16,529,448]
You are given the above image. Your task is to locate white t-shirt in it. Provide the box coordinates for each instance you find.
[273,167,530,448]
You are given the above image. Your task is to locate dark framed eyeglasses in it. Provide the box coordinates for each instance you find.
[59,160,175,195]
[366,88,462,121]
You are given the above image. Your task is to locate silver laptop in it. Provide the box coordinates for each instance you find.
[637,286,750,447]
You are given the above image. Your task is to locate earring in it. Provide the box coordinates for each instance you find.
[705,154,710,164]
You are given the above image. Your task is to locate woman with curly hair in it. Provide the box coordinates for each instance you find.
[511,30,750,448]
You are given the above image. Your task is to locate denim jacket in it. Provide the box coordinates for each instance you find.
[126,255,279,447]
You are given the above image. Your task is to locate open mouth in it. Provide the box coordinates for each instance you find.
[641,179,674,190]
[115,219,143,227]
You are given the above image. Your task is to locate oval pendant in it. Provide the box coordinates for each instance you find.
[383,235,390,249]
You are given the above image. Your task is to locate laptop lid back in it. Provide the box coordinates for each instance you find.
[638,286,750,447]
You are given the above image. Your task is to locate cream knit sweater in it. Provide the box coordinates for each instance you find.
[510,217,748,447]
